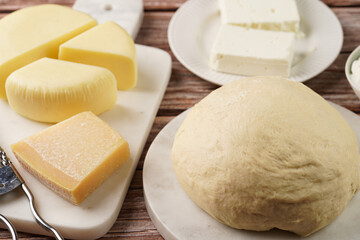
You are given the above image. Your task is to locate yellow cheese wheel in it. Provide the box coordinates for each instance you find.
[59,21,137,90]
[0,4,97,99]
[5,58,117,123]
[11,111,130,205]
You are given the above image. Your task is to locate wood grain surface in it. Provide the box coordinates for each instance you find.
[0,0,359,239]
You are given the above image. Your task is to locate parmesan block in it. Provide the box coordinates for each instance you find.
[0,4,97,99]
[209,25,295,77]
[59,21,137,90]
[219,0,300,32]
[11,111,130,205]
[5,58,117,123]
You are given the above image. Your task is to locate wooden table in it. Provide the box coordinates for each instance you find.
[0,0,359,239]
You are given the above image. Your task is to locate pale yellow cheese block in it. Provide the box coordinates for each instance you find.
[59,21,137,90]
[5,58,117,123]
[11,111,130,205]
[0,4,97,99]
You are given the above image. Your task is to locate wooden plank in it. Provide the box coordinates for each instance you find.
[324,0,360,7]
[144,0,360,10]
[151,60,360,115]
[144,0,184,10]
[0,0,359,12]
[333,8,360,52]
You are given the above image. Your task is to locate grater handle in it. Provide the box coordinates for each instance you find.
[0,214,18,240]
[21,183,64,240]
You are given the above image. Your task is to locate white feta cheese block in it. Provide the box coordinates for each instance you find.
[219,0,300,32]
[209,25,295,77]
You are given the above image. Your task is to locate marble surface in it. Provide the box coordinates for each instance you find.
[143,102,360,240]
[0,45,171,240]
[73,0,143,39]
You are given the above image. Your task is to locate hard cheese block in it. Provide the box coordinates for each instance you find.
[209,25,295,77]
[5,58,117,123]
[0,4,97,99]
[59,21,137,90]
[11,111,130,205]
[219,0,300,32]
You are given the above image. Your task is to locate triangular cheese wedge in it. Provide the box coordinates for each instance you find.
[6,58,117,123]
[59,21,137,90]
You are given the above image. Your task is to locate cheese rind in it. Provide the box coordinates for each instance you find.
[209,25,295,77]
[219,0,300,32]
[59,21,137,90]
[5,58,117,123]
[11,111,130,205]
[0,4,97,99]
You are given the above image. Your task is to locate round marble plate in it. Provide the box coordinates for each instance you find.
[143,102,360,240]
[168,0,343,84]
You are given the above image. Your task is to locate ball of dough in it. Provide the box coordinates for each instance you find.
[172,77,360,236]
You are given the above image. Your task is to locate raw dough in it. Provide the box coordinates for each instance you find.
[172,77,360,236]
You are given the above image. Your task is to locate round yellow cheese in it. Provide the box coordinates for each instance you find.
[5,58,117,123]
[59,21,137,90]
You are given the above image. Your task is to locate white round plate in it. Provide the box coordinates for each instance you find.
[143,102,360,240]
[168,0,343,84]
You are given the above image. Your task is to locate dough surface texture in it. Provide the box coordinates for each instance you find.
[172,77,360,236]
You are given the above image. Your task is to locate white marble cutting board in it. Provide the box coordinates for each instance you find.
[143,102,360,240]
[0,44,171,240]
